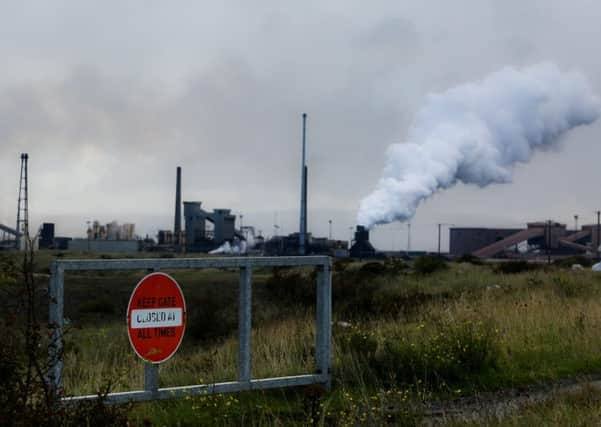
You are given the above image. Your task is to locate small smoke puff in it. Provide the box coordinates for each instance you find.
[357,63,601,228]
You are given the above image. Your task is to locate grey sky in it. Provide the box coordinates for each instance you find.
[1,0,601,251]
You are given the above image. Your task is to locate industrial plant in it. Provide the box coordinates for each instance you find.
[1,116,352,257]
[4,114,601,262]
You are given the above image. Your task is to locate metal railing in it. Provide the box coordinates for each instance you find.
[48,256,332,404]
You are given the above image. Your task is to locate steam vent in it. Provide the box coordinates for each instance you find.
[349,226,376,258]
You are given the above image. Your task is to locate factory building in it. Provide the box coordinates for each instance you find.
[183,201,244,252]
[158,230,176,245]
[263,232,348,257]
[449,227,522,256]
[67,220,138,253]
[450,221,601,258]
[39,223,55,249]
[68,239,139,253]
[0,223,19,251]
[87,220,135,241]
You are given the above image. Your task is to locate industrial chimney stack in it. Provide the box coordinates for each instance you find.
[299,113,308,255]
[174,166,182,250]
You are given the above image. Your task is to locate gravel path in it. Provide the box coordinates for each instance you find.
[421,374,601,425]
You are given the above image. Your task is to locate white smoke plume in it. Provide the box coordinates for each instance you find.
[357,63,601,228]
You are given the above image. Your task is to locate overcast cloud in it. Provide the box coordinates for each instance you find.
[1,0,601,251]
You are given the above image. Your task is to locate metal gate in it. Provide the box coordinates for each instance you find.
[48,256,331,404]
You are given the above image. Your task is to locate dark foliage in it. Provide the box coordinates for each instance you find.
[553,256,594,268]
[78,297,116,315]
[0,248,129,426]
[413,255,448,275]
[187,291,238,343]
[494,260,541,274]
[263,267,316,306]
[455,254,484,265]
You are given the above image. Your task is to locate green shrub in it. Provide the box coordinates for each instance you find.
[371,286,437,319]
[332,271,381,317]
[384,258,409,273]
[0,254,19,285]
[339,329,378,361]
[413,256,447,275]
[333,258,353,272]
[187,292,238,343]
[554,256,593,268]
[263,267,315,306]
[358,262,387,276]
[332,261,413,318]
[455,254,484,265]
[495,260,540,274]
[357,260,408,276]
[375,319,500,390]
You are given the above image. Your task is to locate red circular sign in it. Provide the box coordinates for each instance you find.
[127,272,186,363]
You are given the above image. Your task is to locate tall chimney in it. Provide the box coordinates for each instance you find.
[174,166,182,247]
[299,113,307,255]
[303,164,308,237]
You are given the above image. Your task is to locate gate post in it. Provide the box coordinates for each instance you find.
[315,262,332,389]
[238,265,253,384]
[144,363,159,396]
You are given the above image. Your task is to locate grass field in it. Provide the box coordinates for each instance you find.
[4,251,601,425]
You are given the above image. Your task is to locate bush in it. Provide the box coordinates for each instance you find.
[187,292,238,342]
[357,261,387,275]
[494,260,541,274]
[0,254,19,285]
[375,319,500,390]
[371,286,439,319]
[384,258,409,274]
[332,260,412,318]
[339,328,378,361]
[263,267,315,306]
[455,254,484,265]
[332,271,381,318]
[333,258,353,272]
[413,256,447,275]
[554,256,593,268]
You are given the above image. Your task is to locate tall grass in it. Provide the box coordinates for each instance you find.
[41,258,601,424]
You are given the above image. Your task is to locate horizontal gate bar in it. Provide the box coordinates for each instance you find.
[55,256,329,271]
[61,374,328,404]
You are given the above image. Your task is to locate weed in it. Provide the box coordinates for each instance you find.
[552,273,593,298]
